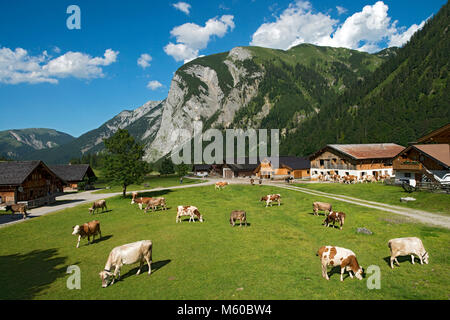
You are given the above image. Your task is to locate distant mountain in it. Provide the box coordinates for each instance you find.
[23,100,164,164]
[0,128,74,159]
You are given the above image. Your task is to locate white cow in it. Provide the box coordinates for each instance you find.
[388,237,429,269]
[99,240,153,287]
[317,246,364,281]
[176,205,203,223]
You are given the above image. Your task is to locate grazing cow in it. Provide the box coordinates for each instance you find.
[342,175,358,184]
[176,205,203,223]
[99,240,153,288]
[388,237,429,269]
[323,211,346,230]
[317,246,364,281]
[230,210,247,227]
[132,197,153,210]
[260,194,281,207]
[144,197,167,212]
[5,204,28,219]
[215,181,228,190]
[89,200,107,214]
[312,202,332,216]
[72,220,102,248]
[131,192,139,204]
[363,175,376,183]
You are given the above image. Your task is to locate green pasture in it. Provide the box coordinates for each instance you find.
[0,184,448,300]
[294,182,450,215]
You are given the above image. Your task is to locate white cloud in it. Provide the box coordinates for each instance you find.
[164,15,235,63]
[137,53,152,69]
[336,6,347,15]
[173,2,191,15]
[250,1,338,50]
[388,20,426,47]
[251,1,426,53]
[147,80,163,90]
[0,47,119,84]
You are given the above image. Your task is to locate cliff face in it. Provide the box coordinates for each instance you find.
[145,47,262,162]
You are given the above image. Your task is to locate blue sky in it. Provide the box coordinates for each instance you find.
[0,0,447,137]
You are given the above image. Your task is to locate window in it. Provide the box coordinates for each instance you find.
[404,173,411,178]
[320,160,324,166]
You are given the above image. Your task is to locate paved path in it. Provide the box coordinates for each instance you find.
[275,184,450,229]
[0,180,214,228]
[1,177,448,230]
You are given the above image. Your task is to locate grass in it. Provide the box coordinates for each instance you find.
[0,184,448,300]
[293,182,450,215]
[92,174,202,194]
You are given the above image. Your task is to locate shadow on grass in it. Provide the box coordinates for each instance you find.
[383,255,414,267]
[120,259,172,281]
[0,248,68,299]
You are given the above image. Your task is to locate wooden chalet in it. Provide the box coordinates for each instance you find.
[0,161,64,208]
[393,123,450,185]
[254,156,310,179]
[309,144,405,180]
[48,164,97,191]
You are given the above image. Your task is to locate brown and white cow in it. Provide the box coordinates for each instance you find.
[388,237,429,269]
[312,202,332,216]
[342,175,358,184]
[261,194,281,207]
[317,246,364,281]
[89,200,108,214]
[5,204,28,219]
[176,205,203,223]
[99,240,152,287]
[132,197,153,210]
[215,181,228,190]
[144,197,167,212]
[72,220,102,248]
[230,210,247,227]
[323,211,346,230]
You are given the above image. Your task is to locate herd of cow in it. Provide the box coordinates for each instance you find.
[317,173,391,184]
[70,180,429,288]
[311,200,429,281]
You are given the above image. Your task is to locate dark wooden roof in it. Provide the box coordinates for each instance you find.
[49,164,96,182]
[310,144,405,161]
[266,156,310,170]
[193,164,212,171]
[0,160,65,186]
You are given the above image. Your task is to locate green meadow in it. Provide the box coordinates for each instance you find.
[0,184,448,300]
[294,182,450,215]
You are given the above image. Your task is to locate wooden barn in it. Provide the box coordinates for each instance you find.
[254,156,310,179]
[393,123,450,185]
[48,164,97,191]
[0,161,65,208]
[309,144,405,180]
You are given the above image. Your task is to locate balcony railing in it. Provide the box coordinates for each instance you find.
[393,159,422,171]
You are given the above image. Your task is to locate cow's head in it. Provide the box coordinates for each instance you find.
[422,251,429,264]
[355,266,364,280]
[99,270,114,288]
[72,225,80,235]
[260,196,267,202]
[89,208,94,214]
